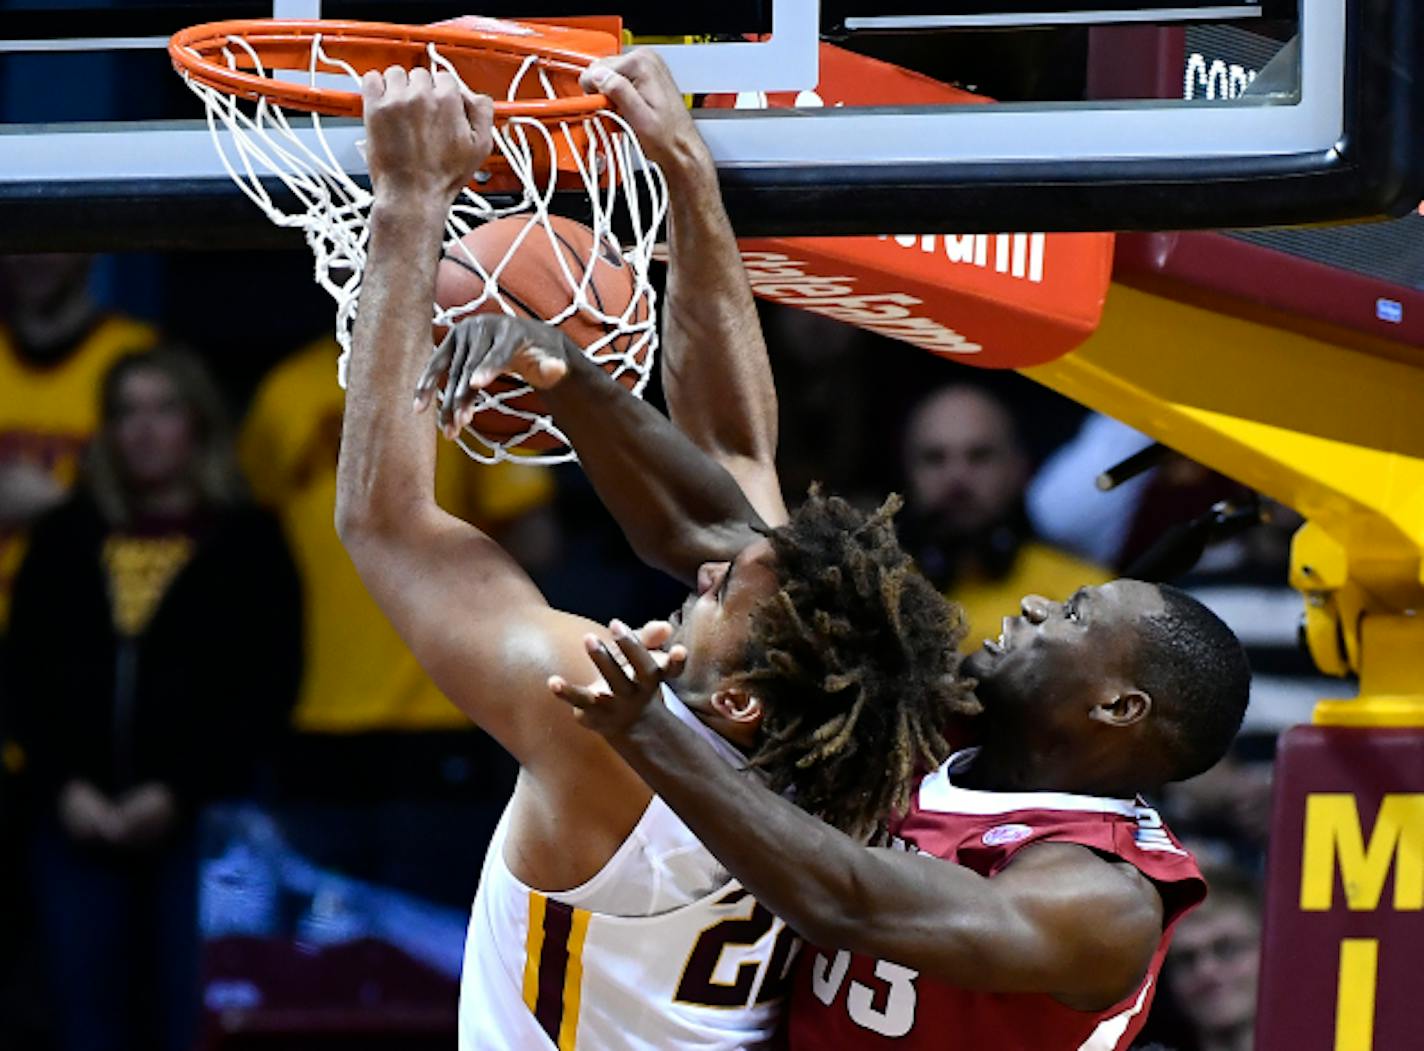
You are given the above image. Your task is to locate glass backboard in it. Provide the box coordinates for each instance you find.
[0,0,1419,249]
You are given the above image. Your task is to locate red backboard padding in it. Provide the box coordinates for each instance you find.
[708,45,1114,370]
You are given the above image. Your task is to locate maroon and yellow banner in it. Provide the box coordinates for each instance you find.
[1259,726,1424,1050]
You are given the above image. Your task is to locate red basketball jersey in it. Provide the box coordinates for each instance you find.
[788,749,1205,1050]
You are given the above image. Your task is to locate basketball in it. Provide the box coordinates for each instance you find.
[433,215,651,452]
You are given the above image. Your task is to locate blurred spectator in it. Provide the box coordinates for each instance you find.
[1028,413,1157,567]
[4,347,301,1051]
[1029,415,1253,573]
[0,252,158,1049]
[1026,412,1252,575]
[900,383,1110,647]
[239,337,557,907]
[1160,866,1262,1051]
[0,254,158,628]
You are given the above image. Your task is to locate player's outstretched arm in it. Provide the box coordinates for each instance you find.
[584,50,788,528]
[555,627,1165,1012]
[417,314,766,584]
[334,69,637,797]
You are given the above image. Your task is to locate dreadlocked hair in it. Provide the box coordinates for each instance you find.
[733,486,980,844]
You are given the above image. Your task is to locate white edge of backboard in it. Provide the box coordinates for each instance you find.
[647,0,820,91]
[0,0,1342,182]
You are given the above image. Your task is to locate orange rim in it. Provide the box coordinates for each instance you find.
[168,19,613,121]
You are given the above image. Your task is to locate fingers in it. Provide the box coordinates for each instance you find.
[430,68,457,96]
[634,620,685,676]
[461,87,494,138]
[369,65,410,112]
[604,619,685,688]
[636,619,673,650]
[428,70,490,178]
[415,333,457,412]
[452,80,495,170]
[470,319,523,389]
[466,91,494,127]
[580,60,658,129]
[548,676,623,732]
[584,633,636,695]
[425,315,569,435]
[578,60,609,96]
[363,64,492,196]
[609,619,663,682]
[420,290,599,436]
[453,319,507,431]
[580,49,670,92]
[578,50,698,172]
[447,321,512,432]
[548,675,600,710]
[496,323,567,393]
[532,355,568,390]
[461,315,570,405]
[440,328,475,438]
[360,69,385,109]
[361,67,404,130]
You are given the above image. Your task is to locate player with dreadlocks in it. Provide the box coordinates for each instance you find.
[730,487,972,842]
[419,54,1246,1051]
[339,51,975,1050]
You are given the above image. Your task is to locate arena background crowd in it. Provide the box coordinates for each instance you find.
[0,246,1339,1051]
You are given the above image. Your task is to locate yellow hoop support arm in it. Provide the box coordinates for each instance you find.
[1022,283,1424,726]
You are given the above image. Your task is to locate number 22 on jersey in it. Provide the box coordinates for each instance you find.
[675,888,801,1009]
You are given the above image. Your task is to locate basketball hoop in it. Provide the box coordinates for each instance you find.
[169,17,666,464]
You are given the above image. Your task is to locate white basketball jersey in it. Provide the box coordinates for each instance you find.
[459,686,797,1050]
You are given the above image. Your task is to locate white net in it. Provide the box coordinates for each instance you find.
[177,25,666,464]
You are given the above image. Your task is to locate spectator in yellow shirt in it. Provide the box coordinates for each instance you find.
[0,255,158,628]
[899,384,1111,650]
[239,337,558,905]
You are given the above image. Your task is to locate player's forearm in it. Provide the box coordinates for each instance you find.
[541,351,767,582]
[335,194,447,540]
[610,704,902,950]
[661,152,785,522]
[611,705,1159,998]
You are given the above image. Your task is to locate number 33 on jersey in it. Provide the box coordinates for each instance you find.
[787,750,1206,1050]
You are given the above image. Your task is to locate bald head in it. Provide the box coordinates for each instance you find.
[961,579,1249,795]
[903,385,1028,539]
